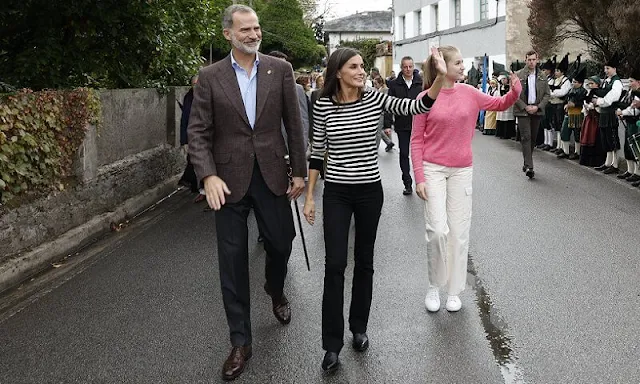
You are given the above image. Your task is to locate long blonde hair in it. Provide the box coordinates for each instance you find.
[423,45,460,90]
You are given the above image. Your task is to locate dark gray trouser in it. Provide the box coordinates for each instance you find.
[215,161,295,347]
[518,115,542,169]
[397,131,412,185]
[376,126,393,148]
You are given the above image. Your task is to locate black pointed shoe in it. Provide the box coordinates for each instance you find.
[633,180,640,187]
[603,166,619,175]
[352,333,369,352]
[321,352,340,372]
[617,172,632,179]
[568,153,580,160]
[403,184,413,195]
[626,174,640,182]
[557,152,569,159]
[526,168,535,179]
[594,164,608,171]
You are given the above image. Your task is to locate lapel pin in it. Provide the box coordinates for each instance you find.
[267,69,272,75]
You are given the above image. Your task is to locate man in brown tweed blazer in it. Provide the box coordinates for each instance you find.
[514,49,551,179]
[187,4,306,381]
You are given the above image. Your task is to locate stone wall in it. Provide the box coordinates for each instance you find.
[0,87,190,264]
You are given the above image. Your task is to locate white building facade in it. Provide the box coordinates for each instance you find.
[392,0,507,78]
[324,11,393,55]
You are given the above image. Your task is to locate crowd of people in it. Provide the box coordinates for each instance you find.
[475,52,640,182]
[183,4,639,382]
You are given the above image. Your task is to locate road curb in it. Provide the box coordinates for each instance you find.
[0,175,182,295]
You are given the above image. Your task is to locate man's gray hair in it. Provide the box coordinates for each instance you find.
[222,4,257,29]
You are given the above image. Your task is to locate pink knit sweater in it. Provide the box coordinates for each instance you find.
[411,81,522,184]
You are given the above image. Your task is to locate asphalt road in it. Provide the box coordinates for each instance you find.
[1,133,639,384]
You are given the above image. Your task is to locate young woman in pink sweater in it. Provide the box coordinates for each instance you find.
[411,46,521,313]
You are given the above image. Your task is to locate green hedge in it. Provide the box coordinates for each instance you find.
[0,88,101,205]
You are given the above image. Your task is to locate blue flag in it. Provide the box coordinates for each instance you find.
[479,54,489,125]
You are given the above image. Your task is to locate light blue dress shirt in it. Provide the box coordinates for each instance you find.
[231,51,260,129]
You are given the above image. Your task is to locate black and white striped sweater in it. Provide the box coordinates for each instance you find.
[309,90,434,184]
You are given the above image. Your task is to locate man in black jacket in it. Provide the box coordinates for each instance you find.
[384,56,423,195]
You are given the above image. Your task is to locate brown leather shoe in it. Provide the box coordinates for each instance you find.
[272,294,291,325]
[264,282,291,325]
[222,345,252,381]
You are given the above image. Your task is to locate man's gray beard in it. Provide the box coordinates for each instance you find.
[231,37,261,55]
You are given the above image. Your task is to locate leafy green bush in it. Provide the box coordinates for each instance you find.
[0,88,101,205]
[338,39,383,72]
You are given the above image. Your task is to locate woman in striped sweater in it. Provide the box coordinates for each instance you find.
[411,46,521,314]
[302,47,447,372]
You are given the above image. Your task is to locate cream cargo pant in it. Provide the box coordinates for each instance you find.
[422,162,473,296]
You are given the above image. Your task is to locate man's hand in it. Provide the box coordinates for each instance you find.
[525,105,538,114]
[615,109,623,116]
[287,176,305,200]
[303,197,315,225]
[415,182,428,201]
[203,175,231,211]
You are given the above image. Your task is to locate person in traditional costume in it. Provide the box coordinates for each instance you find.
[635,118,640,188]
[538,56,556,150]
[549,54,572,155]
[558,66,588,159]
[496,70,517,139]
[483,79,499,135]
[593,53,624,174]
[579,76,607,167]
[615,69,640,182]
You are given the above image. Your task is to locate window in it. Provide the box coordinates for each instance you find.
[433,4,439,31]
[417,11,422,35]
[401,16,406,39]
[455,0,461,26]
[480,0,488,20]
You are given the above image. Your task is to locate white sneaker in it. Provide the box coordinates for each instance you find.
[445,296,462,312]
[424,288,440,312]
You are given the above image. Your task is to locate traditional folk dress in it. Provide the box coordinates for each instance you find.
[496,82,516,139]
[549,75,571,152]
[483,86,499,135]
[596,74,623,153]
[580,86,607,167]
[559,70,588,159]
[619,89,640,180]
[540,74,555,148]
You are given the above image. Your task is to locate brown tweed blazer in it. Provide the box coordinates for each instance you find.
[187,54,307,204]
[514,68,551,117]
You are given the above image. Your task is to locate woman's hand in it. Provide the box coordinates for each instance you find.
[415,182,428,201]
[431,47,447,76]
[303,198,316,225]
[509,71,519,88]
